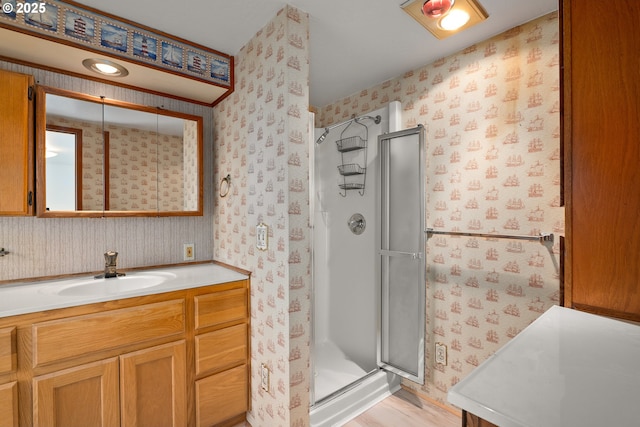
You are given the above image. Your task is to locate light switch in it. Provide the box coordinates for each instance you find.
[256,223,268,251]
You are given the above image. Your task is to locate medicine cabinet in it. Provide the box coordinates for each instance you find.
[36,86,203,217]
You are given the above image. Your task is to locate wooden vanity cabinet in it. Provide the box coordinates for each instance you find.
[31,299,187,427]
[120,341,187,427]
[33,341,187,427]
[0,327,18,427]
[0,278,249,427]
[33,357,120,427]
[0,381,18,427]
[194,284,249,427]
[0,69,34,216]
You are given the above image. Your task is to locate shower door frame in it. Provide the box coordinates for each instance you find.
[377,125,426,385]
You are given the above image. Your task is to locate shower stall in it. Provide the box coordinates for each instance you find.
[310,105,426,426]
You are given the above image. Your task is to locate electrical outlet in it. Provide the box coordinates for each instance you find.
[260,363,270,392]
[183,243,194,261]
[435,342,447,366]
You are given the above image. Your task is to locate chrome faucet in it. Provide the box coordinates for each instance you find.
[96,251,125,279]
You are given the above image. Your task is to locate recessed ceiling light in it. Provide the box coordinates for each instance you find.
[82,58,129,77]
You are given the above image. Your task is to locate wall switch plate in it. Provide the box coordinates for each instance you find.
[256,223,268,251]
[435,342,447,365]
[183,243,194,261]
[260,363,270,392]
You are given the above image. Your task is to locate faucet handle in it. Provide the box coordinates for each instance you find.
[104,251,118,265]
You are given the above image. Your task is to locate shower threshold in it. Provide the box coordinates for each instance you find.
[310,369,401,427]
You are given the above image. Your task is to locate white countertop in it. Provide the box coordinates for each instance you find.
[448,305,640,427]
[0,263,248,318]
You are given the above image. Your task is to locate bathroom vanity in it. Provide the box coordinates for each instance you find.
[0,263,249,427]
[448,306,640,427]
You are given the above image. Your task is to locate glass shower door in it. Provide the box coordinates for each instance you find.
[377,125,425,384]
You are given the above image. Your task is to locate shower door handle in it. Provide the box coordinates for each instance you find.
[379,249,423,260]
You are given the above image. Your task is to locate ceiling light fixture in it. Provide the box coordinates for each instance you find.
[422,0,454,18]
[439,9,470,30]
[82,58,129,77]
[402,0,488,40]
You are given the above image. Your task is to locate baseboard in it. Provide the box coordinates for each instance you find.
[400,384,462,418]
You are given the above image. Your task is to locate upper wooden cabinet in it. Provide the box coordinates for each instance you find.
[0,69,34,216]
[562,0,640,321]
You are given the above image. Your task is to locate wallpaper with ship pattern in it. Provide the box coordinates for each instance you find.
[213,6,310,427]
[213,8,561,425]
[317,12,562,409]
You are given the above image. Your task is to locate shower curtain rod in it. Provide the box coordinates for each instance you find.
[425,228,554,245]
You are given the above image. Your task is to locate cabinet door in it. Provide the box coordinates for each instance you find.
[564,0,640,320]
[0,69,34,216]
[196,364,247,427]
[0,382,18,427]
[464,410,499,427]
[0,327,16,376]
[33,358,119,427]
[120,341,187,427]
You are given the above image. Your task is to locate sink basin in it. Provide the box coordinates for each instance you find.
[50,272,176,297]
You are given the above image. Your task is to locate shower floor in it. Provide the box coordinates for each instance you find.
[314,340,373,402]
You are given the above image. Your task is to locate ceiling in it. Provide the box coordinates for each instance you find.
[73,0,558,108]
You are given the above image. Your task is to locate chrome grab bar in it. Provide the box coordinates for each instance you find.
[379,249,423,260]
[425,228,554,245]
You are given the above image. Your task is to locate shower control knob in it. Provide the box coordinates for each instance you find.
[348,213,366,235]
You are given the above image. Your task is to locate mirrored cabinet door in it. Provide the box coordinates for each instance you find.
[36,86,203,218]
[43,92,104,214]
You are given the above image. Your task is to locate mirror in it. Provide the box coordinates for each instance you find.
[36,86,203,217]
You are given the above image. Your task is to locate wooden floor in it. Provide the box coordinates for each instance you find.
[234,388,461,427]
[343,389,460,427]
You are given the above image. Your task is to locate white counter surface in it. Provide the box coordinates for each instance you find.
[0,263,248,318]
[448,305,640,427]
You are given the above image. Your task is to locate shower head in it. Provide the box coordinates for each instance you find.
[315,128,329,144]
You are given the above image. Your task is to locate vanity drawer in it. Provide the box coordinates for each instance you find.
[0,328,16,375]
[195,323,247,376]
[194,287,247,330]
[32,299,185,367]
[196,364,247,427]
